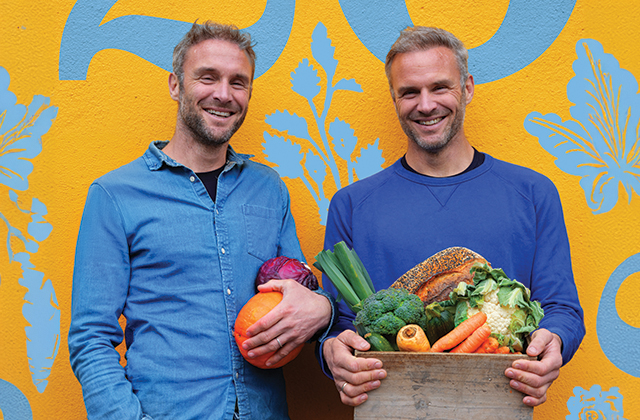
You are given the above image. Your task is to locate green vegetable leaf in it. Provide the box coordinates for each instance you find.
[498,285,527,309]
[314,241,375,314]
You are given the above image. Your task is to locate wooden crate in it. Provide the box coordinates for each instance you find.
[353,351,534,420]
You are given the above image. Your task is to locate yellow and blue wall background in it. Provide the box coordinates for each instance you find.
[1,1,639,418]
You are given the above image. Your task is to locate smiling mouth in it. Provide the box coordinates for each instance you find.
[206,109,233,118]
[417,117,443,126]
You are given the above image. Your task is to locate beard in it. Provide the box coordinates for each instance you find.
[178,93,248,147]
[401,93,466,154]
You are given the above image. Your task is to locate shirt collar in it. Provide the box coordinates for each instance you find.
[143,141,254,171]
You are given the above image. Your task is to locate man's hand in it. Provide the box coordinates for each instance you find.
[505,328,563,406]
[241,280,332,367]
[323,330,387,406]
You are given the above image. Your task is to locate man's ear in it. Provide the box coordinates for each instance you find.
[168,73,180,101]
[464,74,475,105]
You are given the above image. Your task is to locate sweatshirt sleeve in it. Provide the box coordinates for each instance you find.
[315,189,359,378]
[531,178,585,365]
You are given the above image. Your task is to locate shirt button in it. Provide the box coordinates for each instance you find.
[235,372,239,379]
[189,176,195,182]
[221,247,226,254]
[227,288,231,295]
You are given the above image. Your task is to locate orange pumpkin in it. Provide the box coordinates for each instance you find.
[234,291,304,369]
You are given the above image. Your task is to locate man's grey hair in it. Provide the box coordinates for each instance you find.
[172,20,256,86]
[385,26,469,97]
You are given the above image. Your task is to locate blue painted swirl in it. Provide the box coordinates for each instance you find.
[59,0,295,80]
[338,0,576,84]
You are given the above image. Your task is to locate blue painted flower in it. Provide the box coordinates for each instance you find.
[0,67,58,191]
[524,40,640,214]
[0,66,59,394]
[566,384,627,420]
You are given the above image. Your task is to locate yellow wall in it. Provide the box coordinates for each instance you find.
[1,1,639,419]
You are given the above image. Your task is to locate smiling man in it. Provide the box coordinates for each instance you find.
[318,26,584,409]
[69,21,334,420]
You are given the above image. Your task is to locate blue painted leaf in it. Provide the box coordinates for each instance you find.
[305,151,330,225]
[0,67,58,191]
[305,150,327,193]
[0,67,26,135]
[16,252,61,393]
[28,198,53,242]
[524,39,640,214]
[262,132,304,180]
[265,110,313,141]
[329,118,358,162]
[3,192,40,257]
[333,78,362,93]
[290,59,321,101]
[311,22,338,82]
[317,196,331,226]
[353,138,385,180]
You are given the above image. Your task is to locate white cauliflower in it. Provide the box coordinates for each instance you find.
[467,288,517,337]
[451,263,544,352]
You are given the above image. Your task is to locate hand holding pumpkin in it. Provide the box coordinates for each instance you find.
[240,279,332,367]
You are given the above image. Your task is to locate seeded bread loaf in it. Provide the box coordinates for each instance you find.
[389,247,488,305]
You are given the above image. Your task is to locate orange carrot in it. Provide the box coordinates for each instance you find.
[474,336,500,354]
[450,325,491,353]
[430,312,488,352]
[494,346,511,354]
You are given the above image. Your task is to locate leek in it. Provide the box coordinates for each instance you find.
[314,241,375,313]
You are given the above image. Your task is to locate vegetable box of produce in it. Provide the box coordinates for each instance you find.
[315,243,541,420]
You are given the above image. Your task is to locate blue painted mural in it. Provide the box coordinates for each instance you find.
[597,252,640,378]
[0,379,33,420]
[338,0,576,83]
[59,0,295,80]
[0,66,60,393]
[525,39,640,214]
[262,23,384,224]
[566,384,627,420]
[59,0,576,85]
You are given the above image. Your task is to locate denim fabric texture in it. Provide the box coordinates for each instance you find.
[69,141,330,419]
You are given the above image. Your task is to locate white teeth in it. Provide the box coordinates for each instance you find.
[206,109,231,117]
[418,117,443,126]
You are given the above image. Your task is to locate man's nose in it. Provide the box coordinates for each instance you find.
[416,90,437,114]
[212,81,232,103]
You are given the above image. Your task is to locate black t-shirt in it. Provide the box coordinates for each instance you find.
[401,148,485,177]
[197,166,225,202]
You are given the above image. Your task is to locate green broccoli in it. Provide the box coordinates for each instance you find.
[354,288,428,338]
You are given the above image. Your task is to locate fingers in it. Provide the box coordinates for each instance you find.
[335,376,383,406]
[242,281,332,366]
[256,279,284,293]
[506,350,561,407]
[324,333,387,407]
[337,329,371,352]
[508,372,551,406]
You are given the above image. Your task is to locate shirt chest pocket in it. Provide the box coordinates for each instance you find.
[243,204,280,262]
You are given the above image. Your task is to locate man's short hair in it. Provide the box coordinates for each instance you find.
[385,26,469,96]
[172,20,256,86]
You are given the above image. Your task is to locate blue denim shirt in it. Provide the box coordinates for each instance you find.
[69,141,333,420]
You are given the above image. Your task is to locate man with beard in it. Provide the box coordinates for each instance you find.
[317,26,584,409]
[69,21,334,420]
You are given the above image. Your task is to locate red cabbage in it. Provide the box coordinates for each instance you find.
[256,256,319,290]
